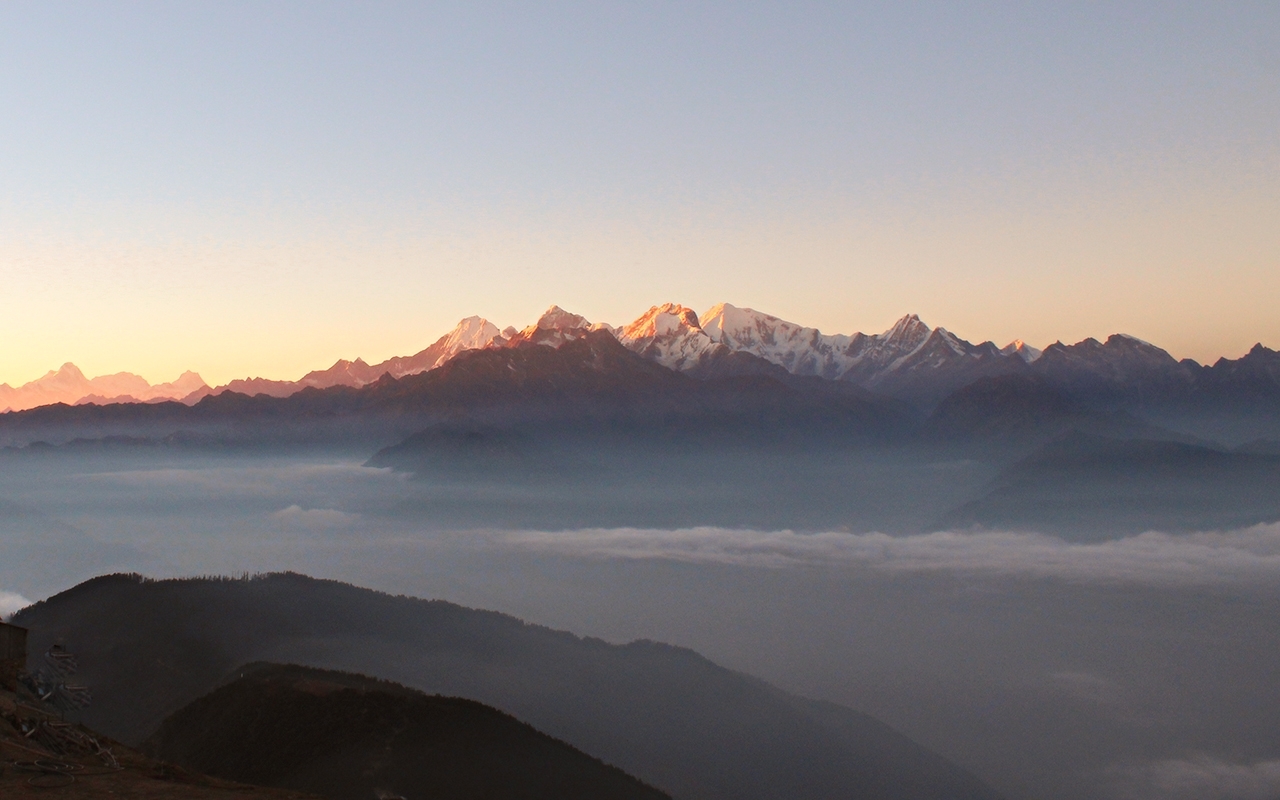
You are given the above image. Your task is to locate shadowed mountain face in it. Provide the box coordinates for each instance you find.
[14,573,1004,800]
[0,332,916,451]
[1030,334,1194,407]
[939,432,1280,538]
[924,374,1184,455]
[144,663,670,800]
[1147,344,1280,443]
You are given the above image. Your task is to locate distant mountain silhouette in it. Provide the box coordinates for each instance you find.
[190,316,512,402]
[925,374,1182,451]
[1198,344,1280,405]
[1030,334,1195,409]
[15,573,1005,800]
[938,431,1280,538]
[1148,343,1280,442]
[0,363,206,413]
[145,662,669,800]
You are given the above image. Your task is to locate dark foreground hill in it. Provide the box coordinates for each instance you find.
[939,432,1280,538]
[1,682,317,800]
[145,663,668,800]
[14,573,1004,800]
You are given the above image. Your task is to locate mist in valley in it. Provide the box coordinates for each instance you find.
[3,446,1279,800]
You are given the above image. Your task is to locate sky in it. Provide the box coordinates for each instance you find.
[2,1,1278,386]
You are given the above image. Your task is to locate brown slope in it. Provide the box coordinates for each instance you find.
[144,663,670,800]
[1,684,317,800]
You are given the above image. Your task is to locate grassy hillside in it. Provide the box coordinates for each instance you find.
[145,662,668,800]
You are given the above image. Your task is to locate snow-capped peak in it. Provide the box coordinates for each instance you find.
[441,316,504,352]
[506,305,596,348]
[702,303,804,347]
[880,314,932,351]
[621,303,703,341]
[933,328,968,357]
[699,303,856,378]
[1001,339,1043,363]
[537,305,589,331]
[617,303,721,370]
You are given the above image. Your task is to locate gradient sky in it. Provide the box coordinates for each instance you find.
[2,1,1277,386]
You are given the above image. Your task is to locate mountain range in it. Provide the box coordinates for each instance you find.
[2,302,1278,454]
[12,303,1277,424]
[0,363,207,413]
[0,302,1274,468]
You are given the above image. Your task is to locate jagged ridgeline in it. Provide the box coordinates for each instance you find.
[4,302,1278,448]
[14,573,1005,800]
[3,302,1269,409]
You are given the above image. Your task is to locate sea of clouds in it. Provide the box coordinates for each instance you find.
[500,523,1280,588]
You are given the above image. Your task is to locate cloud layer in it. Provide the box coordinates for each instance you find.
[501,524,1280,587]
[271,505,361,529]
[0,590,33,619]
[1109,756,1280,800]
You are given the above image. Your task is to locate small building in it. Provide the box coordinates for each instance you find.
[0,620,28,691]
